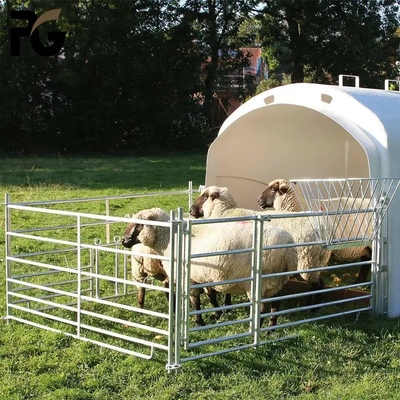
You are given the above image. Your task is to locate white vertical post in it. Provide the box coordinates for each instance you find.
[166,209,182,371]
[5,193,12,320]
[76,215,82,338]
[106,199,110,244]
[183,218,192,351]
[252,216,263,345]
[371,207,388,315]
[174,207,184,368]
[114,239,119,295]
[188,181,193,211]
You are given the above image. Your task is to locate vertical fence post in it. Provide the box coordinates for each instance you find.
[76,215,82,338]
[89,248,94,297]
[114,240,119,296]
[371,201,389,316]
[251,216,263,345]
[4,193,12,320]
[166,209,184,371]
[188,181,193,212]
[182,217,192,351]
[105,199,110,244]
[174,208,184,368]
[166,210,175,370]
[120,239,128,296]
[94,239,101,298]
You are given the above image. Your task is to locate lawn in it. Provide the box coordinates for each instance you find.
[1,154,400,400]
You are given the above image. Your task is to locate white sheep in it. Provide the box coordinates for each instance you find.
[257,178,372,283]
[190,185,332,306]
[122,207,298,329]
[128,243,222,326]
[130,243,169,308]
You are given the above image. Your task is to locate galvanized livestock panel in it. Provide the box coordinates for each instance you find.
[4,188,195,366]
[4,180,395,369]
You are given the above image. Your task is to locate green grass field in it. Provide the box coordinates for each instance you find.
[1,154,400,400]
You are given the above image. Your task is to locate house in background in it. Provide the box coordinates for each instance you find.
[201,47,267,130]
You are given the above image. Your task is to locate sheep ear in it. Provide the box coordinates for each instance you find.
[279,182,290,194]
[210,189,220,200]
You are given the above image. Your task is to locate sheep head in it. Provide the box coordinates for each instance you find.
[257,179,291,209]
[190,185,237,218]
[122,208,169,250]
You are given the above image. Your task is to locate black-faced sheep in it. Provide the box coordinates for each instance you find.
[122,207,298,329]
[257,178,372,284]
[190,186,332,306]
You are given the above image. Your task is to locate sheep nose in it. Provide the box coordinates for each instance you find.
[121,237,132,248]
[190,207,203,218]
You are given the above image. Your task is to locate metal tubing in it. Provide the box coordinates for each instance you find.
[8,316,156,360]
[106,199,110,244]
[188,181,193,211]
[76,215,82,338]
[189,317,253,333]
[5,194,13,319]
[166,211,176,371]
[262,294,372,319]
[89,248,94,297]
[183,218,192,351]
[5,179,397,369]
[174,208,184,368]
[114,240,119,296]
[188,331,252,349]
[261,307,371,333]
[252,218,263,345]
[12,188,191,206]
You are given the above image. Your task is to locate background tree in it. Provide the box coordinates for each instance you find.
[258,0,400,87]
[178,0,259,130]
[0,0,207,154]
[1,0,399,155]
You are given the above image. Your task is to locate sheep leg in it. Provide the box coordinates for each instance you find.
[245,291,282,332]
[224,294,232,307]
[163,280,171,303]
[354,264,370,284]
[354,248,372,284]
[308,277,325,312]
[137,286,146,308]
[167,284,211,327]
[263,292,282,330]
[204,288,223,320]
[165,283,205,326]
[164,280,204,328]
[189,292,206,327]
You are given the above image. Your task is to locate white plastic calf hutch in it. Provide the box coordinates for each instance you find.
[205,78,400,317]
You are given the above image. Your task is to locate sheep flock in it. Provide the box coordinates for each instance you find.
[257,178,373,284]
[122,179,374,331]
[122,207,298,328]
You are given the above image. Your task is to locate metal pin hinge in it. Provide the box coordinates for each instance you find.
[380,264,388,273]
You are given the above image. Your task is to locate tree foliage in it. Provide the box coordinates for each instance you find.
[0,0,399,155]
[259,0,400,87]
[178,0,260,128]
[1,0,208,154]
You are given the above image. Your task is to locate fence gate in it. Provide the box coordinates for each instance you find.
[4,178,399,369]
